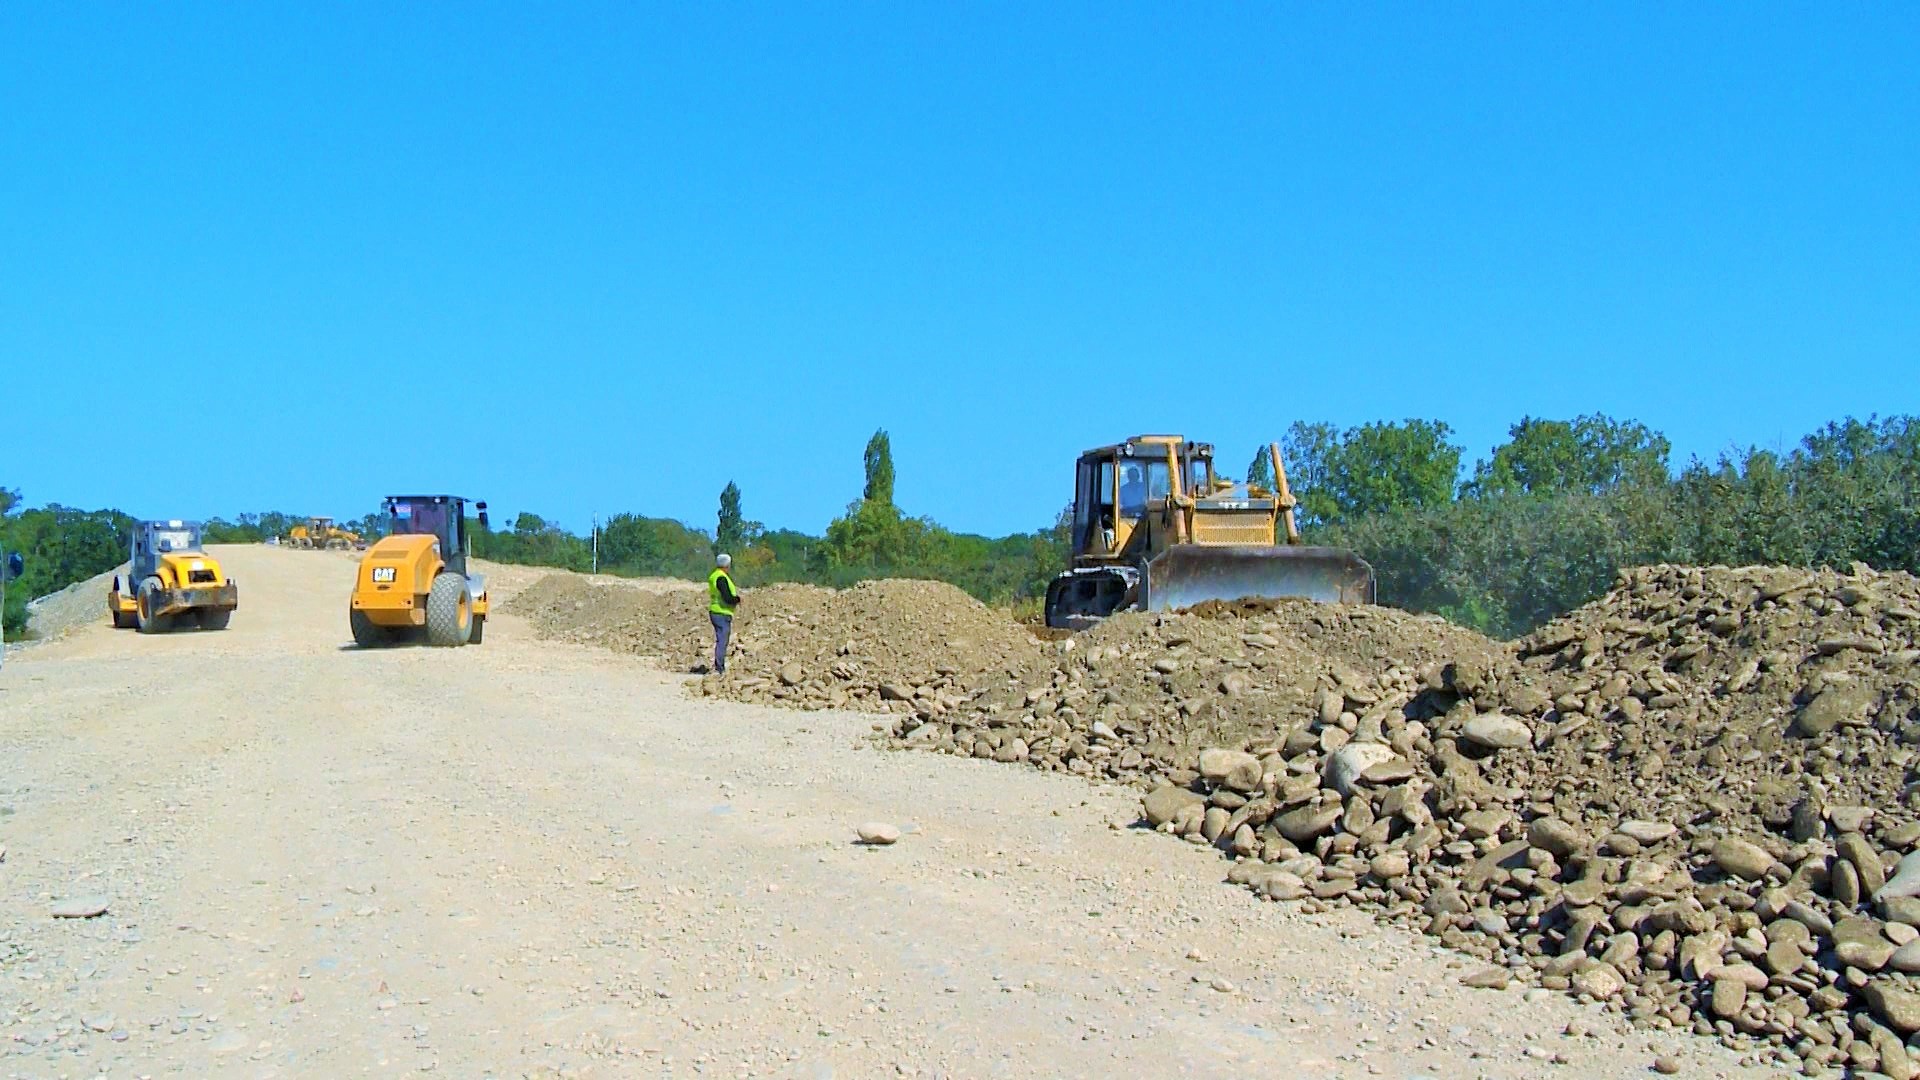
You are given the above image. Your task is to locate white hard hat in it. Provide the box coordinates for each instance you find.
[716,553,732,568]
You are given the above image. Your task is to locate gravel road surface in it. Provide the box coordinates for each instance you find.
[0,547,1771,1078]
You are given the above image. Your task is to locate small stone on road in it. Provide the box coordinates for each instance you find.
[49,895,110,919]
[857,822,902,845]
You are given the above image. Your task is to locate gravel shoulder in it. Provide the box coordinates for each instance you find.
[14,566,125,652]
[0,546,1765,1077]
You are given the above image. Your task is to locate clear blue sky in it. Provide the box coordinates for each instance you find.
[4,5,1915,537]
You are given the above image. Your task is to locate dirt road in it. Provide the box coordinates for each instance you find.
[0,547,1769,1078]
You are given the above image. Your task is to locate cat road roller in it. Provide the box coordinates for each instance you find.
[1043,435,1374,630]
[107,520,239,633]
[349,495,489,647]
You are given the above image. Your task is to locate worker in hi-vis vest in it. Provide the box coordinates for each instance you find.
[707,553,742,674]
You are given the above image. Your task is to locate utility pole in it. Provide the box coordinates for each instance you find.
[591,514,599,574]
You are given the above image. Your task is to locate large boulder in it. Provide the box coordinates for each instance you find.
[1712,838,1778,881]
[1323,742,1398,797]
[1461,713,1532,752]
[1197,749,1263,791]
[1143,785,1205,828]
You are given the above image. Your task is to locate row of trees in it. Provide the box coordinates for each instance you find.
[469,511,717,579]
[1239,415,1672,527]
[7,415,1916,640]
[435,414,1920,634]
[469,430,1070,605]
[0,489,132,636]
[1296,414,1919,637]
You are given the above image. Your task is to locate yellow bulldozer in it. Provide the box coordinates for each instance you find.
[287,517,362,550]
[348,495,490,647]
[1043,435,1374,629]
[107,520,240,633]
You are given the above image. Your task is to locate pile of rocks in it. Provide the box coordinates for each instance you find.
[893,598,1500,786]
[20,565,125,644]
[1124,564,1920,1074]
[513,560,1920,1069]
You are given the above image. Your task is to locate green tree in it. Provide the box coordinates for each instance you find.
[597,513,712,578]
[823,499,925,569]
[0,501,135,639]
[1324,419,1462,520]
[1661,415,1920,575]
[863,429,895,507]
[1245,446,1274,490]
[755,529,821,574]
[1280,421,1340,526]
[1466,414,1670,498]
[823,429,922,570]
[1318,484,1678,638]
[716,481,747,553]
[345,508,388,541]
[203,511,290,543]
[472,511,592,570]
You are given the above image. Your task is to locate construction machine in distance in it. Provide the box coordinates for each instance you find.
[1043,435,1375,630]
[287,517,362,550]
[108,520,240,633]
[349,495,490,648]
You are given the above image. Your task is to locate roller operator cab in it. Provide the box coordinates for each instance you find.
[1043,435,1375,630]
[349,495,490,647]
[107,520,240,633]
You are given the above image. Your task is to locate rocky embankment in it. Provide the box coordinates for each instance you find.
[512,563,1920,1074]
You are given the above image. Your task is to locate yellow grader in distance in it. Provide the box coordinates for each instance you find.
[286,517,362,550]
[1043,435,1375,630]
[107,520,239,633]
[349,495,490,648]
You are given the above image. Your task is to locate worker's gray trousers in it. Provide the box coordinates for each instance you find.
[710,613,731,674]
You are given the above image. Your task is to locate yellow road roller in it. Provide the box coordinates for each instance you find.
[349,495,489,647]
[107,520,239,633]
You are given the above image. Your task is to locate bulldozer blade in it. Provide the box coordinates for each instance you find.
[1145,545,1375,612]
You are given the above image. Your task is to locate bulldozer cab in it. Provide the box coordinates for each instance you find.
[133,520,204,581]
[383,496,488,576]
[1070,437,1214,559]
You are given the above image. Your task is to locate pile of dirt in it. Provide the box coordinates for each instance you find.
[509,575,1044,710]
[506,574,714,662]
[690,579,1043,711]
[987,563,1920,1074]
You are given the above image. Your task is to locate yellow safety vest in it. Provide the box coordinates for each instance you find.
[707,568,737,616]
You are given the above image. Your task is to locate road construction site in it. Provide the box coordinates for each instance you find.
[508,555,1920,1077]
[0,545,1777,1078]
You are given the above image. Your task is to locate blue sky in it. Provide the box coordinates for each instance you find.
[4,4,1915,537]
